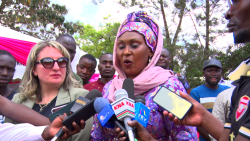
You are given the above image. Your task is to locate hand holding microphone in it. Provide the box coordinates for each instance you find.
[51,89,102,141]
[116,120,156,141]
[111,89,136,141]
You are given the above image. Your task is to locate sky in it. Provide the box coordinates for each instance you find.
[50,0,235,51]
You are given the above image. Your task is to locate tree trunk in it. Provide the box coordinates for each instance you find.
[159,0,171,45]
[172,0,186,46]
[204,0,210,60]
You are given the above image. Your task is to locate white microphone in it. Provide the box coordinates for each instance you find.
[111,89,135,141]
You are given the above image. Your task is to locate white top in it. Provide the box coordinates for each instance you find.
[210,86,235,141]
[0,123,46,141]
[219,78,234,87]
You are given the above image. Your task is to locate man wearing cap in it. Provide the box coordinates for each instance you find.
[190,58,230,141]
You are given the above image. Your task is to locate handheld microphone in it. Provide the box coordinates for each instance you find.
[49,89,102,122]
[122,78,134,100]
[51,90,102,141]
[132,96,150,128]
[70,89,102,113]
[94,98,128,137]
[112,89,135,141]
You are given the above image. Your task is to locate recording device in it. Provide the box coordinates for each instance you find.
[52,90,102,141]
[132,96,150,127]
[122,78,134,100]
[94,97,127,134]
[153,86,193,120]
[49,89,102,122]
[112,89,135,141]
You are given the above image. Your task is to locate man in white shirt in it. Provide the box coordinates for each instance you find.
[0,95,85,141]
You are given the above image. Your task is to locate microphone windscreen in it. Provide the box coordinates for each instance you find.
[122,78,134,100]
[85,89,102,100]
[94,98,110,113]
[134,95,145,105]
[114,89,128,100]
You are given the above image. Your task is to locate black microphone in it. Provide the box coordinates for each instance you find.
[51,90,102,141]
[49,89,102,122]
[123,78,134,100]
[70,89,102,113]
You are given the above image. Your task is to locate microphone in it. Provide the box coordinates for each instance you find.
[70,89,102,113]
[94,98,128,137]
[112,89,135,141]
[51,90,102,141]
[132,96,150,127]
[122,78,134,100]
[49,89,102,122]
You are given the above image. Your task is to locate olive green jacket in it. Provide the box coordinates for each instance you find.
[5,87,93,141]
[73,72,83,85]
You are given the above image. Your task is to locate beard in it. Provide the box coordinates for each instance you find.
[234,29,249,44]
[206,79,219,86]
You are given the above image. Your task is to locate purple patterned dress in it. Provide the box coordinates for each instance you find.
[91,77,198,141]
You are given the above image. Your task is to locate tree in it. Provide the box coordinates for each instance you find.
[75,16,120,58]
[190,0,229,59]
[0,0,83,40]
[217,43,250,79]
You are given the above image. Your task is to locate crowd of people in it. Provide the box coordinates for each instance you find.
[0,0,249,140]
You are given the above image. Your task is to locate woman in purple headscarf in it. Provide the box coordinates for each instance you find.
[90,11,197,141]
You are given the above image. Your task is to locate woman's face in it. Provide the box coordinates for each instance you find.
[116,31,152,79]
[33,47,67,88]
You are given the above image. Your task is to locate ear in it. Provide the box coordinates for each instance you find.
[149,52,153,58]
[91,69,95,76]
[203,70,205,76]
[98,64,100,72]
[33,67,38,76]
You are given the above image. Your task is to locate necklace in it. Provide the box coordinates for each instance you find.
[38,99,53,112]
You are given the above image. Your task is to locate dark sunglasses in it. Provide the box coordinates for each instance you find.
[36,57,69,68]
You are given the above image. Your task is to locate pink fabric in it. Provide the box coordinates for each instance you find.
[108,21,173,102]
[0,36,36,65]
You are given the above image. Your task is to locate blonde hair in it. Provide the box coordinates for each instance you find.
[20,41,81,102]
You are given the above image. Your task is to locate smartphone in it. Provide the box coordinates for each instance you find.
[49,100,76,122]
[153,86,193,120]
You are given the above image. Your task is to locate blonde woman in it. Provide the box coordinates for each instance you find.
[5,41,92,141]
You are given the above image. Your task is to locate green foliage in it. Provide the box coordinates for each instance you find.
[75,16,120,58]
[177,41,221,88]
[216,43,250,78]
[0,0,83,40]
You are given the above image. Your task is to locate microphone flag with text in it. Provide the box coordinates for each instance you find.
[132,95,150,128]
[94,97,128,134]
[112,89,135,141]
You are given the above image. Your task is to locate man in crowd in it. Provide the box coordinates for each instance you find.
[156,48,191,93]
[190,58,230,141]
[76,54,97,86]
[0,50,17,123]
[0,95,84,140]
[56,34,83,84]
[84,53,115,92]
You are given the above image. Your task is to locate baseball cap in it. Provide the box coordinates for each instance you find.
[203,58,222,70]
